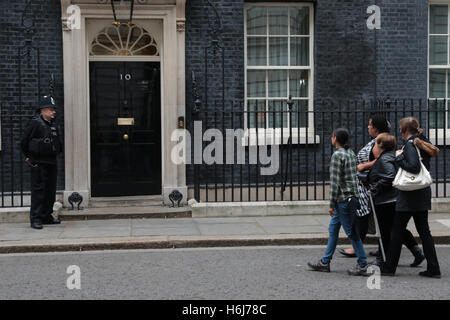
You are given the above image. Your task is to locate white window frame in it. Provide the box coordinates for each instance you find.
[428,1,450,145]
[243,2,319,146]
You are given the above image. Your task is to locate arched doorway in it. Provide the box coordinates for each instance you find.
[88,22,162,197]
[60,1,187,207]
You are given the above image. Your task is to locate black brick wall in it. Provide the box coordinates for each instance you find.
[0,0,441,198]
[0,0,65,192]
[186,0,428,110]
[185,0,432,189]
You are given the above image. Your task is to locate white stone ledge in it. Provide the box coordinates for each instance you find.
[430,198,450,213]
[191,200,329,218]
[191,198,450,218]
[0,203,63,223]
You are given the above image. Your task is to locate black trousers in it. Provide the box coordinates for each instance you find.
[383,211,440,274]
[30,163,57,223]
[353,214,370,242]
[375,202,396,256]
[370,203,418,256]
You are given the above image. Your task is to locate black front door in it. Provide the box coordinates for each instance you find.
[90,62,161,197]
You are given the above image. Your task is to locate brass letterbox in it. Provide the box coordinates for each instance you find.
[117,118,135,126]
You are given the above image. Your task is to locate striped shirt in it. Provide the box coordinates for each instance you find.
[329,147,359,208]
[355,139,376,217]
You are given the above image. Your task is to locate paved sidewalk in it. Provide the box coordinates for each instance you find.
[1,213,450,253]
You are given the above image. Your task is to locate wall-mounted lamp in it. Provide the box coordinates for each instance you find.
[111,0,135,25]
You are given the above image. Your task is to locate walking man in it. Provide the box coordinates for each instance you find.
[21,96,63,229]
[307,128,370,276]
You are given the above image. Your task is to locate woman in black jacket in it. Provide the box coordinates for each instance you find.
[366,133,420,266]
[340,115,424,267]
[381,117,441,278]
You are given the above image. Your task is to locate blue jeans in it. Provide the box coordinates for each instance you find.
[322,201,368,267]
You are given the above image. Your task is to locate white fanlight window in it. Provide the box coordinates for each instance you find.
[244,3,317,145]
[90,23,159,57]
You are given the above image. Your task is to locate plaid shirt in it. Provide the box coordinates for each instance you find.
[329,147,359,208]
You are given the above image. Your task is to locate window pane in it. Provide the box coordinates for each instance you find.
[247,70,266,97]
[291,100,308,128]
[269,37,288,65]
[268,100,288,128]
[247,37,267,66]
[289,70,308,97]
[290,7,309,35]
[269,7,288,35]
[247,7,267,35]
[268,70,287,97]
[429,36,448,65]
[429,99,445,129]
[290,37,309,66]
[430,5,448,34]
[448,101,450,129]
[429,69,446,98]
[248,100,266,129]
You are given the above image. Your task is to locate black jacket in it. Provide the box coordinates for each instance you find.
[395,135,431,212]
[20,115,63,165]
[367,151,398,205]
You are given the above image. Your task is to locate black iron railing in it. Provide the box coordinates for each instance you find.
[0,105,63,209]
[0,106,35,208]
[190,99,450,202]
[1,99,449,207]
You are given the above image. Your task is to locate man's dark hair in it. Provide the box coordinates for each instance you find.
[333,128,350,150]
[369,113,390,134]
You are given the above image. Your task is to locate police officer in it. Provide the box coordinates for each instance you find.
[21,96,63,229]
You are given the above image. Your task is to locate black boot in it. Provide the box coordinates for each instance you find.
[30,220,43,230]
[410,245,425,267]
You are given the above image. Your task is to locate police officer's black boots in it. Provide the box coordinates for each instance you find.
[31,220,43,230]
[42,216,61,225]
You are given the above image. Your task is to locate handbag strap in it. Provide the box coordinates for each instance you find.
[413,142,423,162]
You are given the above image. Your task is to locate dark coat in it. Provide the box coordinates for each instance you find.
[395,135,431,212]
[368,150,398,205]
[20,115,63,165]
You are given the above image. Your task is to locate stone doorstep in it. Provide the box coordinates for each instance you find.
[59,206,192,221]
[88,197,164,208]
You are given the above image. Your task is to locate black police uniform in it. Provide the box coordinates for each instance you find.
[20,99,62,227]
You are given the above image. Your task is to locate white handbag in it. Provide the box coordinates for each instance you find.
[392,143,432,191]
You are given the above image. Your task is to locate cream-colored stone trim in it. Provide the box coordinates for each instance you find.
[60,0,187,206]
[176,19,185,32]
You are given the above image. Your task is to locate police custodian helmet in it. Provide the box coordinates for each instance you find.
[38,96,57,110]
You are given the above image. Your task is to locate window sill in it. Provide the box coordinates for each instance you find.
[428,129,450,146]
[241,128,321,146]
[429,137,450,146]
